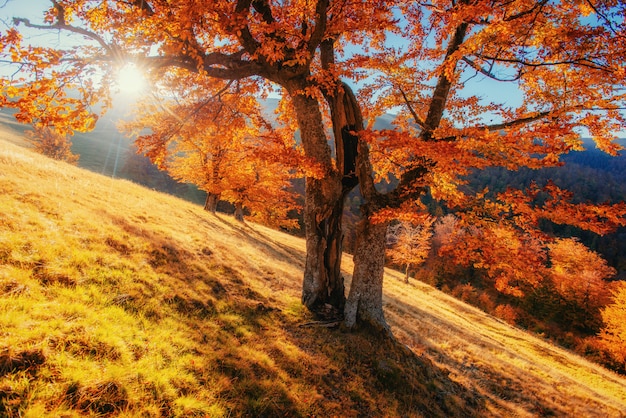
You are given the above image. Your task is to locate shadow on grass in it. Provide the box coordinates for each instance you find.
[383,292,608,417]
[113,224,486,416]
[76,209,489,416]
[211,213,306,268]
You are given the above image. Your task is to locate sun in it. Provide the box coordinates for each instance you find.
[115,64,147,96]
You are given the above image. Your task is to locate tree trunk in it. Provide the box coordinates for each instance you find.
[288,89,346,316]
[343,100,392,332]
[344,206,390,332]
[404,264,410,284]
[204,193,219,213]
[234,201,244,222]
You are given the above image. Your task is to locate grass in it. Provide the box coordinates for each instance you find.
[1,130,626,417]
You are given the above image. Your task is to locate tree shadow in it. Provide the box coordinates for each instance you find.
[381,290,626,417]
[95,210,488,416]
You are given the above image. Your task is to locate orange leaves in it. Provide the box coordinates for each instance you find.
[439,218,547,297]
[125,78,301,228]
[494,182,626,236]
[0,28,22,50]
[548,238,615,303]
[599,283,626,367]
[2,1,626,258]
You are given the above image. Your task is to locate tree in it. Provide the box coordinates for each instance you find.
[548,238,615,331]
[386,216,434,283]
[123,78,300,226]
[599,282,626,370]
[2,1,626,332]
[26,125,79,164]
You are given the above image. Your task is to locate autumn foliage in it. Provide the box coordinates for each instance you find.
[122,78,301,227]
[1,1,626,332]
[26,125,79,164]
[599,283,626,371]
[386,217,434,283]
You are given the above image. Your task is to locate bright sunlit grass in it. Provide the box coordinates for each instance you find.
[1,131,626,417]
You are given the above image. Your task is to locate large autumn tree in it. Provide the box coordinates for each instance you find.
[2,0,626,331]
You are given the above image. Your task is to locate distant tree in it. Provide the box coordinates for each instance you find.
[386,216,434,283]
[548,238,615,330]
[598,282,626,370]
[125,80,300,226]
[26,126,78,164]
[223,159,301,229]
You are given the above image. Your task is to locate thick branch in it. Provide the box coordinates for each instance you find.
[234,0,261,55]
[13,17,113,54]
[421,22,469,140]
[309,0,330,55]
[252,0,275,23]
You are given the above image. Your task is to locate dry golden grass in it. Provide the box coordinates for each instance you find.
[1,133,626,417]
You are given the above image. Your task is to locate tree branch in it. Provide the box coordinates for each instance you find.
[126,0,154,16]
[421,22,469,140]
[398,86,426,129]
[476,53,612,72]
[462,57,522,82]
[503,0,549,21]
[309,0,329,55]
[252,0,275,23]
[234,0,261,55]
[13,17,114,55]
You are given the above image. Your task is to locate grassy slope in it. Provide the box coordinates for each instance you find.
[1,133,626,417]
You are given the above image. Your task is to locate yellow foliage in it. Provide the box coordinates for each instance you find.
[599,283,626,367]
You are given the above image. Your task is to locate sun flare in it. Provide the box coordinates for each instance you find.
[115,64,147,96]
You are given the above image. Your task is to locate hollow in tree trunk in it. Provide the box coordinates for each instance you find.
[300,177,347,316]
[289,89,346,317]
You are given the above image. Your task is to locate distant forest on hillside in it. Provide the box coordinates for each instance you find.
[466,140,626,277]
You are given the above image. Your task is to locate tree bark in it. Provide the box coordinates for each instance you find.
[204,193,219,212]
[343,99,393,331]
[234,201,244,222]
[344,205,390,332]
[288,88,346,316]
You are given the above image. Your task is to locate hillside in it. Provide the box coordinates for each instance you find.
[1,135,626,417]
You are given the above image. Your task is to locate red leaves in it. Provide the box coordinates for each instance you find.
[497,182,626,236]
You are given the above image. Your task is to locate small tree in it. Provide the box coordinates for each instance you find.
[599,283,626,370]
[27,126,78,164]
[223,159,301,229]
[548,238,615,331]
[386,216,434,283]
